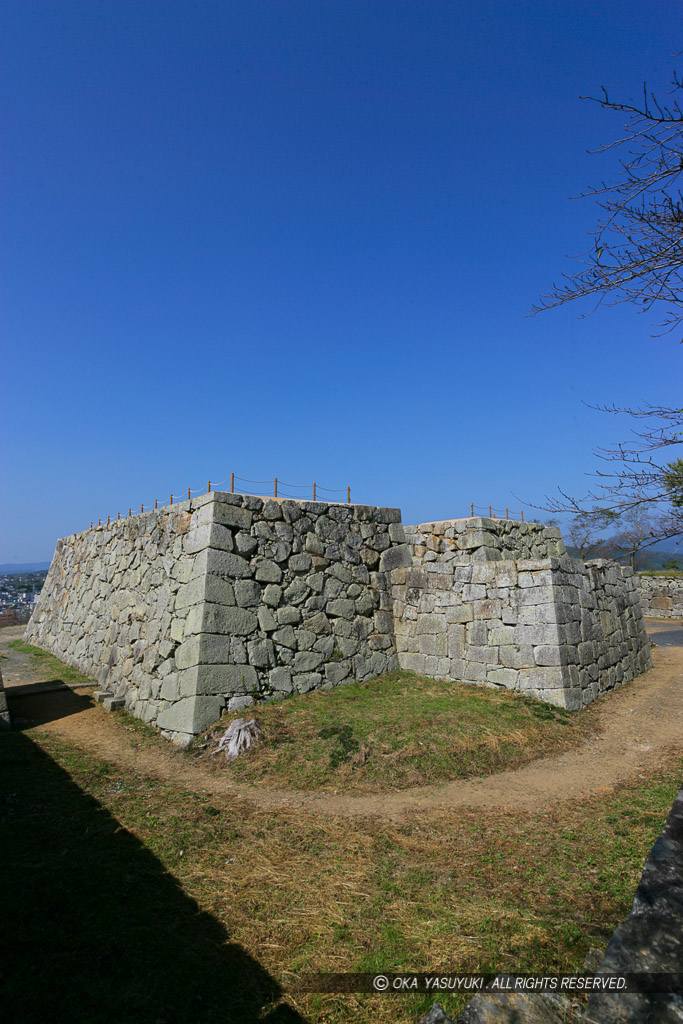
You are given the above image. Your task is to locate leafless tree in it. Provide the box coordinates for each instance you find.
[565,506,620,560]
[530,71,683,335]
[530,65,683,543]
[540,402,683,546]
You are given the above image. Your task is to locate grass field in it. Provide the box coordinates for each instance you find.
[8,638,95,687]
[192,671,597,793]
[2,719,680,1023]
[636,569,683,577]
[2,641,680,1022]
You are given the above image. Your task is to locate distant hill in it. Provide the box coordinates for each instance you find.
[0,562,51,575]
[634,549,683,571]
[567,548,682,571]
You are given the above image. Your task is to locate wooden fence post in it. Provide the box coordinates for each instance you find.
[154,499,157,510]
[347,486,350,504]
[187,487,190,501]
[489,505,492,518]
[471,502,474,517]
[231,472,234,493]
[506,508,509,520]
[521,509,524,523]
[207,480,211,493]
[274,477,278,498]
[313,481,316,501]
[170,494,173,506]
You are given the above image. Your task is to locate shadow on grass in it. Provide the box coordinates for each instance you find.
[6,687,95,727]
[0,729,306,1024]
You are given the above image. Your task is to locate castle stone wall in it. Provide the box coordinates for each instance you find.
[394,518,652,709]
[636,574,683,619]
[26,492,407,743]
[27,506,653,739]
[408,516,567,563]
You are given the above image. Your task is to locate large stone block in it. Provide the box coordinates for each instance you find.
[254,558,283,583]
[211,501,252,530]
[489,626,515,646]
[178,663,258,696]
[326,598,355,620]
[191,548,252,580]
[458,530,500,551]
[515,623,561,646]
[293,671,322,692]
[418,632,447,657]
[400,652,427,674]
[269,666,293,692]
[486,667,519,688]
[234,579,262,607]
[293,650,324,672]
[176,630,255,668]
[518,666,567,690]
[379,545,412,571]
[325,661,351,684]
[247,638,275,668]
[373,609,394,633]
[184,522,234,554]
[175,576,207,610]
[156,695,224,736]
[499,644,535,669]
[416,613,445,635]
[445,603,473,623]
[473,598,501,619]
[184,604,258,637]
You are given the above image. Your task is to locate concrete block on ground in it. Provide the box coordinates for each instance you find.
[102,696,126,711]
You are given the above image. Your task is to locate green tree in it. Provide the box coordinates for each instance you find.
[663,457,683,507]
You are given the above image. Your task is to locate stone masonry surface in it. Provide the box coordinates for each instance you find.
[636,575,683,619]
[26,493,406,744]
[395,518,652,709]
[26,503,653,740]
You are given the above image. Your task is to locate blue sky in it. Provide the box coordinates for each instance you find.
[2,1,681,562]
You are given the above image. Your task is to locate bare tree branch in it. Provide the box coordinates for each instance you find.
[529,72,683,334]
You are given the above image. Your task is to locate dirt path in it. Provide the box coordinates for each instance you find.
[3,623,682,819]
[0,625,64,688]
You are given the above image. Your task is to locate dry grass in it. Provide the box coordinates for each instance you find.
[190,671,598,793]
[5,717,680,1023]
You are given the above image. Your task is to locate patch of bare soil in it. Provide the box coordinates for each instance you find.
[3,625,682,820]
[0,626,55,687]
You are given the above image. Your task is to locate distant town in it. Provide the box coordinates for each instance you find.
[0,570,47,626]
